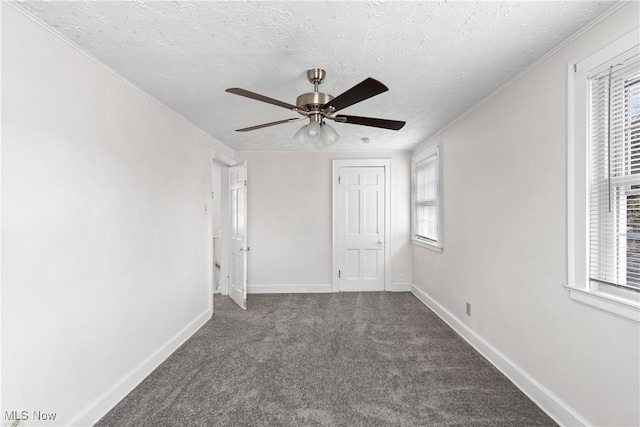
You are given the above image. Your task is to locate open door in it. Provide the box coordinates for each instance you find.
[228,161,248,309]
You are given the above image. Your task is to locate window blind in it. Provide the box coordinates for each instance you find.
[589,53,640,290]
[414,152,439,242]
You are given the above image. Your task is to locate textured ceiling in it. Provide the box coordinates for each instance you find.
[16,1,616,152]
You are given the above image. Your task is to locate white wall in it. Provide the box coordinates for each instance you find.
[1,4,233,425]
[412,3,639,426]
[235,151,412,291]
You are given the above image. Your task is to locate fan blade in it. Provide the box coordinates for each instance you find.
[226,88,297,110]
[235,117,304,132]
[334,115,406,130]
[322,78,388,112]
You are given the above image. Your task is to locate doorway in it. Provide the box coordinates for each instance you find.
[209,154,248,311]
[333,159,391,292]
[209,151,233,309]
[210,160,224,294]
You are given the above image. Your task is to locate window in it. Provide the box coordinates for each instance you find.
[567,26,640,322]
[589,56,640,291]
[412,143,442,252]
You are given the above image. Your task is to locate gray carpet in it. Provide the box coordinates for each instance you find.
[96,292,556,426]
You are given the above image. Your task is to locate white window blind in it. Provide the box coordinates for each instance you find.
[414,151,439,243]
[589,53,640,291]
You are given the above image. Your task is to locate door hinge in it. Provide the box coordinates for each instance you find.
[338,176,341,184]
[244,180,247,186]
[211,191,215,199]
[574,63,577,72]
[338,270,341,278]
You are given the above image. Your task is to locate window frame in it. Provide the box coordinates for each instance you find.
[566,25,640,323]
[411,142,443,252]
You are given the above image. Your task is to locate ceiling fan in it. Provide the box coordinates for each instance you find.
[225,68,406,148]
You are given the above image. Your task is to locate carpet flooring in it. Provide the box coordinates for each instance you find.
[96,292,556,426]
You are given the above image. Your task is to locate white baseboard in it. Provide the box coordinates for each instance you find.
[389,283,412,292]
[248,283,411,294]
[411,285,587,427]
[247,284,333,294]
[67,309,211,426]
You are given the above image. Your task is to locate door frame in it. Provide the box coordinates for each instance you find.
[332,159,391,293]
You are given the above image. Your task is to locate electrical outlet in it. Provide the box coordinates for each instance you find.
[400,273,405,282]
[466,302,471,316]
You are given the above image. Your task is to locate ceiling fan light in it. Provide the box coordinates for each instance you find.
[294,122,322,146]
[293,124,308,143]
[306,121,321,137]
[321,123,340,146]
[294,119,340,148]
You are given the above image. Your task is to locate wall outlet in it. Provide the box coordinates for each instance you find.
[466,302,471,316]
[400,273,405,282]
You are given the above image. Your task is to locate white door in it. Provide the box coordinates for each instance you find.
[336,164,387,292]
[228,161,248,309]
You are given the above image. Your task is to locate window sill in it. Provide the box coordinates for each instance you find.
[564,284,640,323]
[412,238,443,253]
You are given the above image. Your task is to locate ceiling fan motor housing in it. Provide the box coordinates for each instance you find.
[296,92,334,113]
